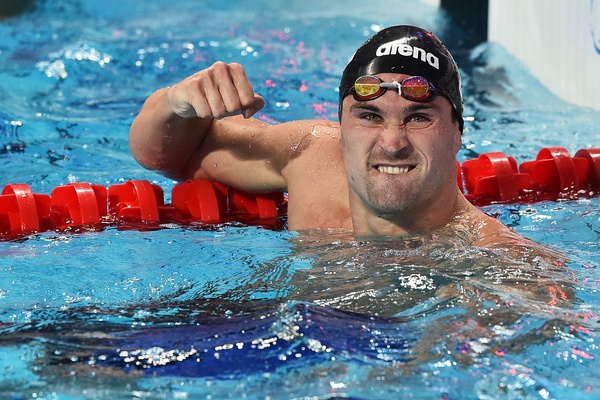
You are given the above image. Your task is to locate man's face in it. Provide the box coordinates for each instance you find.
[339,73,462,220]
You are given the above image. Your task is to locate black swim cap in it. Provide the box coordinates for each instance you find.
[339,25,463,132]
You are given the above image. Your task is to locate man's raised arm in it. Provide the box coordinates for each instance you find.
[128,62,266,182]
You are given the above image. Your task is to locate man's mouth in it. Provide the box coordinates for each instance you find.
[376,165,415,175]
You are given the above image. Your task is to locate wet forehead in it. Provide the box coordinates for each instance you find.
[348,98,444,115]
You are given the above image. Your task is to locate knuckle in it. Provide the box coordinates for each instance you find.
[192,69,211,84]
[228,62,243,72]
[210,61,229,74]
[230,63,248,80]
[195,75,211,90]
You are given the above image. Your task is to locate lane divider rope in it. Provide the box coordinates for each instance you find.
[1,146,599,239]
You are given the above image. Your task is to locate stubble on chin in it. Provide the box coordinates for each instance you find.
[364,177,418,217]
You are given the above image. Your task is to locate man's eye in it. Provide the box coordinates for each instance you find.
[410,114,429,122]
[360,113,382,121]
[406,114,433,126]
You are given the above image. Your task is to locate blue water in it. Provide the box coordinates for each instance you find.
[1,0,600,399]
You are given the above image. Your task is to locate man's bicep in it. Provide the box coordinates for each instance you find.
[192,148,287,192]
[185,117,339,192]
[182,117,293,191]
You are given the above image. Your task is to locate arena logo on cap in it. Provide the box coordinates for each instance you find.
[376,40,439,70]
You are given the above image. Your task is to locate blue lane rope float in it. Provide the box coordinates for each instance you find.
[1,146,599,239]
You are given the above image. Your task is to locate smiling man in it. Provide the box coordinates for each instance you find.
[128,26,548,249]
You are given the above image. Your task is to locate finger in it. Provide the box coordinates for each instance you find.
[199,67,233,118]
[206,62,246,118]
[186,87,214,119]
[228,63,257,110]
[226,63,264,119]
[241,94,265,119]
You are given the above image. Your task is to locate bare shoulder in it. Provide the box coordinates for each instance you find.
[275,119,351,230]
[472,208,566,264]
[199,116,350,229]
[281,119,342,167]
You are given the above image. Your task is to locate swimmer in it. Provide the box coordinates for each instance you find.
[129,25,559,256]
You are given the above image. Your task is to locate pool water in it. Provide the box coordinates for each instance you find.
[1,0,600,398]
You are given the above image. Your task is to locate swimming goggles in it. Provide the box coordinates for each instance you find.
[347,75,436,102]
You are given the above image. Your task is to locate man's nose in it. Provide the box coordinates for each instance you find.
[378,124,411,157]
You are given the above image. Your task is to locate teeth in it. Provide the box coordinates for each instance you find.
[377,165,411,175]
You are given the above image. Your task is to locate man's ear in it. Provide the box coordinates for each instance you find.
[452,125,462,155]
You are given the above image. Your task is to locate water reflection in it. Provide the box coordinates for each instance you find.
[0,221,596,399]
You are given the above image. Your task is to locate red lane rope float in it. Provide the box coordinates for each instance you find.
[51,183,107,229]
[0,184,52,235]
[464,146,600,205]
[463,152,532,202]
[1,146,599,239]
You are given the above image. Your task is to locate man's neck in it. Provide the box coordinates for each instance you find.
[350,188,468,237]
